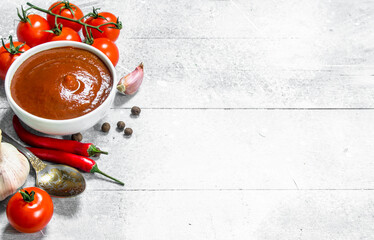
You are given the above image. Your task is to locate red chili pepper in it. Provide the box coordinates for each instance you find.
[27,147,124,185]
[13,115,107,157]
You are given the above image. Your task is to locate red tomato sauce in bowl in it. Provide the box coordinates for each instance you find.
[10,47,113,120]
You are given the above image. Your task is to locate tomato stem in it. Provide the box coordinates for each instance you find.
[19,189,35,202]
[90,7,101,18]
[17,6,31,25]
[84,7,107,21]
[59,0,77,18]
[49,1,62,11]
[78,13,93,21]
[1,36,25,55]
[83,25,94,45]
[26,2,122,33]
[97,20,122,30]
[44,21,63,36]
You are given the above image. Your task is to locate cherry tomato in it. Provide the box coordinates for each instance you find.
[91,38,119,66]
[84,12,121,42]
[48,27,82,42]
[47,1,84,32]
[6,187,53,233]
[17,14,50,47]
[0,37,30,80]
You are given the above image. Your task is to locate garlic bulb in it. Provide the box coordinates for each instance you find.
[117,63,144,95]
[0,130,30,201]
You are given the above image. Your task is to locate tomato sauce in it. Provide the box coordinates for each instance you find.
[11,47,112,120]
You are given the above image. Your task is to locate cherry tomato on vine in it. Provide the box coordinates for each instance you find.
[47,1,84,32]
[17,11,50,47]
[91,38,119,66]
[6,187,53,233]
[48,26,82,42]
[0,36,30,80]
[84,11,121,42]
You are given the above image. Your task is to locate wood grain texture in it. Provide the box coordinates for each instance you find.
[2,191,374,240]
[0,108,372,191]
[0,0,373,239]
[1,108,374,239]
[0,0,374,108]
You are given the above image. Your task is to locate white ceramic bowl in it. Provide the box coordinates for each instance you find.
[5,41,117,135]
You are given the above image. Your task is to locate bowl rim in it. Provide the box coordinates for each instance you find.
[4,41,117,125]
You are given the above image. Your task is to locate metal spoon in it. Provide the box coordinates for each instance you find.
[2,131,86,197]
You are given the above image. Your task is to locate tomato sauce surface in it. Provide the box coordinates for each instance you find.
[11,47,112,120]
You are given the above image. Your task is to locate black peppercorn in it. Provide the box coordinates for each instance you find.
[131,106,141,116]
[117,121,125,130]
[71,133,82,142]
[124,128,133,136]
[101,122,110,132]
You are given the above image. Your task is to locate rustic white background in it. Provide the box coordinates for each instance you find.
[1,0,374,239]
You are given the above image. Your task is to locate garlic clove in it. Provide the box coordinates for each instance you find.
[0,130,30,201]
[117,63,144,95]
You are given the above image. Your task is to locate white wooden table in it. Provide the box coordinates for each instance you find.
[1,0,374,239]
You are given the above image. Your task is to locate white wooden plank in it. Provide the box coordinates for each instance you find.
[2,108,374,191]
[1,190,374,239]
[0,1,374,108]
[0,0,255,39]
